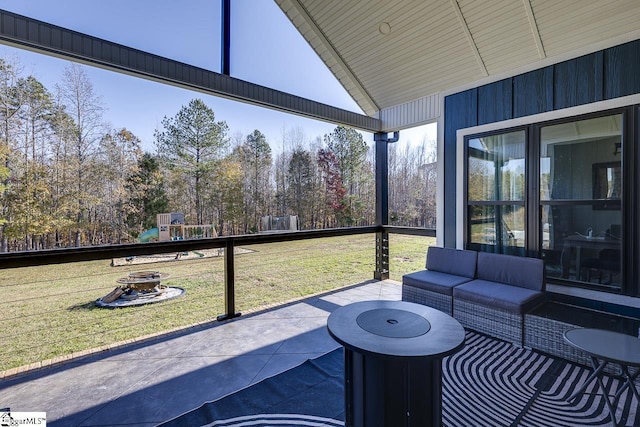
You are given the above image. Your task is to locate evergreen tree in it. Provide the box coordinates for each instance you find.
[235,129,272,232]
[126,152,168,234]
[154,98,229,225]
[323,126,368,194]
[4,162,55,250]
[209,156,243,235]
[323,126,369,225]
[48,101,78,248]
[317,148,346,227]
[0,58,23,251]
[6,75,56,249]
[287,148,316,229]
[97,128,142,243]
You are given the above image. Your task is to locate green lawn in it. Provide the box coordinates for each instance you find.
[0,233,434,373]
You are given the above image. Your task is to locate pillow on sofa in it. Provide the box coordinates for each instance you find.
[403,269,474,295]
[426,247,477,278]
[476,252,545,292]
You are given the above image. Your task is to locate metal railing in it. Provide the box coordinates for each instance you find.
[0,226,434,316]
[0,226,435,374]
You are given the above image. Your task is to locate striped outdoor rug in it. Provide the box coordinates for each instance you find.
[444,332,639,426]
[160,332,639,426]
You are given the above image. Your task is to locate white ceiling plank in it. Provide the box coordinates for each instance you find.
[523,0,546,58]
[449,0,489,77]
[276,0,640,117]
[276,0,379,115]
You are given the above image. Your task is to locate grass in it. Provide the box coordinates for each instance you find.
[0,233,434,373]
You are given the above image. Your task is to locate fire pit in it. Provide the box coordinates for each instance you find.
[96,271,184,308]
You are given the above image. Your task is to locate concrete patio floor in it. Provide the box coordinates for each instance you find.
[0,280,401,427]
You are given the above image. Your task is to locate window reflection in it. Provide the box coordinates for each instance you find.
[468,131,525,202]
[466,114,624,290]
[467,130,525,254]
[469,205,525,250]
[541,115,622,201]
[540,114,622,290]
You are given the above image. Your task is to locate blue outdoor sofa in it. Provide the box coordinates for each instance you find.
[402,247,546,346]
[402,247,477,316]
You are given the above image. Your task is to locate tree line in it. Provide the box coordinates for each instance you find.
[0,58,436,252]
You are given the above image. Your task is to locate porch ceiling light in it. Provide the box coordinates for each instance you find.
[378,22,391,35]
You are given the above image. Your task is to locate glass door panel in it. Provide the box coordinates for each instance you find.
[540,114,622,290]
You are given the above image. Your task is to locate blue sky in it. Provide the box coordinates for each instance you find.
[0,0,435,152]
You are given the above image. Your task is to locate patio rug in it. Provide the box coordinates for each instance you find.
[158,332,640,427]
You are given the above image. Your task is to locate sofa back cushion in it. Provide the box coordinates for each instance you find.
[426,247,477,278]
[476,252,545,291]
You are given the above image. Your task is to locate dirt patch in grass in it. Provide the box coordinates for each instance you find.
[111,247,254,266]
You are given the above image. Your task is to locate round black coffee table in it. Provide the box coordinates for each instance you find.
[327,300,465,427]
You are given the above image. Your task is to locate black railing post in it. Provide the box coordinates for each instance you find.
[218,237,241,321]
[375,231,389,280]
[374,131,399,280]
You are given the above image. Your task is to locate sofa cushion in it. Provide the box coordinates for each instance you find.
[403,270,474,296]
[476,252,545,292]
[426,247,477,278]
[453,280,545,314]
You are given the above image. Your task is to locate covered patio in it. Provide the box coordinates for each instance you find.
[2,280,638,426]
[3,1,640,426]
[0,281,399,426]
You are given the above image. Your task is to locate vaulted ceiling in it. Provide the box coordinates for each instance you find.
[276,0,640,128]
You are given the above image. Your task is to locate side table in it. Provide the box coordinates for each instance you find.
[564,328,640,427]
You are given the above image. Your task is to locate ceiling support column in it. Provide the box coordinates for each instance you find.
[221,0,231,76]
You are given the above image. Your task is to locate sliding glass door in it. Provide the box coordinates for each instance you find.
[466,112,624,292]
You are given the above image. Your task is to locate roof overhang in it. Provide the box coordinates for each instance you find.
[4,3,640,135]
[276,0,640,131]
[0,9,381,133]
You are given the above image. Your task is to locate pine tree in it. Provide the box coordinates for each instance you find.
[126,152,168,234]
[154,98,229,225]
[234,129,272,232]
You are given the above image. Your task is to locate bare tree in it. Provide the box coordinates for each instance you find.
[56,63,106,246]
[388,136,437,227]
[0,57,23,251]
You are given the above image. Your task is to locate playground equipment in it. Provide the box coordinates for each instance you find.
[113,213,220,266]
[138,228,159,243]
[261,215,299,232]
[138,213,218,242]
[157,212,217,240]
